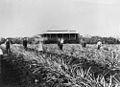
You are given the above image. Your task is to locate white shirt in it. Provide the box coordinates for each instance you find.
[60,39,64,44]
[97,41,102,46]
[38,42,43,51]
[0,48,3,55]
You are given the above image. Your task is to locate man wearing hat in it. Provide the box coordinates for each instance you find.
[23,37,28,50]
[57,38,64,50]
[81,39,87,48]
[5,39,11,54]
[97,39,102,50]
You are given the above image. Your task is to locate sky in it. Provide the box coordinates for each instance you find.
[0,0,120,37]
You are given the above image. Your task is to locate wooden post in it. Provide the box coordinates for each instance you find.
[62,34,63,39]
[50,34,51,39]
[69,34,70,40]
[75,34,76,40]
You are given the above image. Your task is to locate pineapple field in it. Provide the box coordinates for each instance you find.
[1,44,120,87]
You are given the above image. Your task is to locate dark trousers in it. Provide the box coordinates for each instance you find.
[97,45,101,50]
[23,44,27,50]
[59,44,63,50]
[6,47,10,54]
[82,43,86,47]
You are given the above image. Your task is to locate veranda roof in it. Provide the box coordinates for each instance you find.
[43,30,79,34]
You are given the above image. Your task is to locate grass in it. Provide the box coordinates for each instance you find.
[1,44,120,87]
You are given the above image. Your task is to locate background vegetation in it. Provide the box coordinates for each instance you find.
[1,35,120,44]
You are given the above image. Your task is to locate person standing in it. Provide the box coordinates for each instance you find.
[5,39,11,54]
[23,38,28,50]
[37,38,44,55]
[58,38,64,50]
[81,39,87,48]
[0,47,3,58]
[0,46,3,76]
[97,39,102,50]
[38,40,43,52]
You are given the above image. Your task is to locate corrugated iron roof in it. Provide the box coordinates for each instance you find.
[44,30,78,34]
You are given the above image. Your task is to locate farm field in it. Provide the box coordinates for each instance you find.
[1,44,120,87]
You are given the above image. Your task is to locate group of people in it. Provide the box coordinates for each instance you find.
[57,38,102,50]
[0,39,11,59]
[0,38,29,55]
[23,38,45,53]
[0,37,102,57]
[0,38,44,56]
[80,39,102,50]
